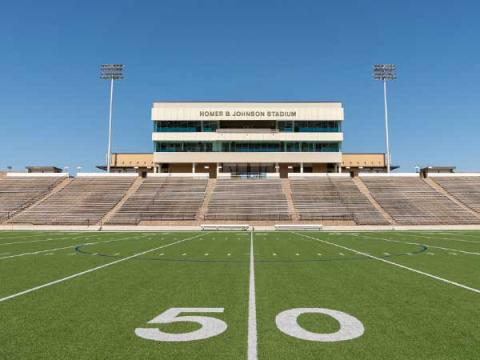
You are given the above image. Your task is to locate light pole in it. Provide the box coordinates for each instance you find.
[100,64,124,172]
[373,64,396,173]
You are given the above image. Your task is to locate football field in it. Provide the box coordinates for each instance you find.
[0,230,479,359]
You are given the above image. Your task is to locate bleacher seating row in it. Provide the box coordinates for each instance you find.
[0,176,61,222]
[361,176,480,225]
[432,177,480,214]
[108,177,207,224]
[12,177,134,225]
[290,177,389,224]
[206,179,290,221]
[3,175,480,226]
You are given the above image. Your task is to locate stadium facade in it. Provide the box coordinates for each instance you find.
[151,102,344,178]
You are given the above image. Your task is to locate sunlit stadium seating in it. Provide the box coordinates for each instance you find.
[12,177,134,225]
[0,176,62,222]
[206,178,290,221]
[360,176,480,225]
[289,177,389,224]
[432,176,480,213]
[108,177,208,224]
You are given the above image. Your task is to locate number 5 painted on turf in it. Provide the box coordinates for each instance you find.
[135,308,228,342]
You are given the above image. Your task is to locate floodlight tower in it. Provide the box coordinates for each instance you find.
[100,64,124,172]
[373,64,396,173]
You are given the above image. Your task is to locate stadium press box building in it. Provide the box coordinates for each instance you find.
[151,101,344,178]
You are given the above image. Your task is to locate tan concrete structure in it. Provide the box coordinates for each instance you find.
[342,153,388,173]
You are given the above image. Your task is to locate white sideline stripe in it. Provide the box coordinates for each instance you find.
[248,230,258,360]
[357,233,480,256]
[0,233,204,304]
[295,233,480,295]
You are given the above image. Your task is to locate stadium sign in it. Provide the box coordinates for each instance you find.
[199,110,297,118]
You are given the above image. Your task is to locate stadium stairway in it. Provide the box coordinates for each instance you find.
[353,177,395,225]
[99,176,145,226]
[196,179,217,221]
[423,177,480,221]
[281,179,300,221]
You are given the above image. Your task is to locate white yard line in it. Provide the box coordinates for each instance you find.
[248,229,258,360]
[0,233,204,304]
[295,233,480,295]
[356,233,480,256]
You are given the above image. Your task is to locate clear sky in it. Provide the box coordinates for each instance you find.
[1,0,479,173]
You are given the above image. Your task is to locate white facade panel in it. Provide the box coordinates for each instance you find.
[152,102,343,121]
[154,152,342,164]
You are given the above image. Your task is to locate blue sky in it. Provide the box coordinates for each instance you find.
[1,0,479,173]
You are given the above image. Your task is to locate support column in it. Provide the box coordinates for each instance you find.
[192,163,196,174]
[300,163,304,173]
[153,165,158,174]
[275,163,279,173]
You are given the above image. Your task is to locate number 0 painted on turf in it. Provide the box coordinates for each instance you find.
[275,308,364,342]
[135,308,227,342]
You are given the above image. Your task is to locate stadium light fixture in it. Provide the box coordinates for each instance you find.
[100,64,124,173]
[373,64,396,173]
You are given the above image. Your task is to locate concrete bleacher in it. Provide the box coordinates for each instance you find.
[289,176,389,224]
[360,175,480,225]
[206,178,290,221]
[12,176,134,225]
[108,177,208,224]
[0,176,63,222]
[431,176,480,214]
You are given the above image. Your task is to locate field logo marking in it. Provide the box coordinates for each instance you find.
[135,308,227,342]
[0,233,205,304]
[356,233,480,256]
[276,308,364,342]
[295,233,480,295]
[248,229,258,360]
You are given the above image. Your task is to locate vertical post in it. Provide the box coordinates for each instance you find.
[383,80,391,174]
[107,78,114,173]
[300,163,304,173]
[192,163,196,174]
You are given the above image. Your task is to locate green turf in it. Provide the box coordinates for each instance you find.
[0,230,479,359]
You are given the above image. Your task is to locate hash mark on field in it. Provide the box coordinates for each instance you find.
[182,253,187,256]
[297,232,480,295]
[427,253,435,256]
[317,253,322,256]
[204,253,209,256]
[295,253,300,256]
[158,253,164,256]
[44,253,54,256]
[227,253,231,256]
[273,253,277,256]
[113,253,120,256]
[384,252,390,256]
[449,252,458,256]
[339,252,345,256]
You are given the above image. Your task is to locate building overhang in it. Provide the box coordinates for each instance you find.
[153,152,342,164]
